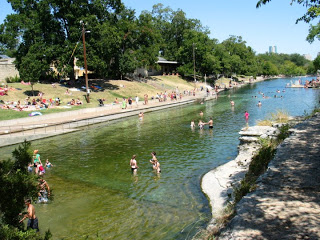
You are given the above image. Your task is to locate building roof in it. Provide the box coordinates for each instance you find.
[157,57,178,64]
[0,55,10,59]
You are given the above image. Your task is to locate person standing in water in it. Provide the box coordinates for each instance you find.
[207,117,213,129]
[138,112,144,120]
[245,111,249,124]
[198,120,205,129]
[33,150,41,174]
[190,120,195,128]
[19,199,39,231]
[130,155,138,174]
[150,151,161,173]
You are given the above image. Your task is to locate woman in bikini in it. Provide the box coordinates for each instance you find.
[150,152,161,173]
[130,155,138,174]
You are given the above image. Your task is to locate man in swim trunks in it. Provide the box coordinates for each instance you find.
[19,199,39,231]
[207,117,213,129]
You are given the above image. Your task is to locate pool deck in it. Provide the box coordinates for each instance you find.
[0,95,202,147]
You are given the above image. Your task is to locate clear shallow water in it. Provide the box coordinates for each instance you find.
[1,77,319,239]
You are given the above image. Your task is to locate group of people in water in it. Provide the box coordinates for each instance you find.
[19,149,53,231]
[130,151,161,175]
[190,115,214,130]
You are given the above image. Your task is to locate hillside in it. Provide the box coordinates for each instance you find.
[0,76,197,120]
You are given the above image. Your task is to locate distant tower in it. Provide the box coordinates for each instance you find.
[269,46,277,54]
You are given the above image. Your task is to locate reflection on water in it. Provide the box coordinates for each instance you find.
[0,77,319,239]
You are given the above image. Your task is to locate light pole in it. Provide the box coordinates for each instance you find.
[81,21,90,103]
[193,43,196,88]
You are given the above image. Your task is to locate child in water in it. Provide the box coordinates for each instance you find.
[28,163,33,173]
[190,120,195,128]
[45,159,53,169]
[198,120,205,129]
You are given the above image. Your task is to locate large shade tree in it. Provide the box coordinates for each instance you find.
[0,0,123,81]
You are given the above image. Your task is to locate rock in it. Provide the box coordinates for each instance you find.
[260,134,268,139]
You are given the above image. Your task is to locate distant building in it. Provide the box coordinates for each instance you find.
[269,46,277,54]
[134,57,179,77]
[303,54,313,61]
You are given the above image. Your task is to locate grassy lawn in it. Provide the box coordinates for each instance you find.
[0,76,197,120]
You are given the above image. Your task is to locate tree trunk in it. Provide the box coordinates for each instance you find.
[31,84,34,96]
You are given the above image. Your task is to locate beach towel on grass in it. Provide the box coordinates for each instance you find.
[29,112,42,117]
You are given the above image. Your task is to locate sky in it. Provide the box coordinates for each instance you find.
[1,0,319,60]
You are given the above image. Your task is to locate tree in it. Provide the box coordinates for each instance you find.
[0,141,38,227]
[176,30,219,77]
[219,36,258,76]
[257,0,320,43]
[0,0,123,81]
[314,55,320,71]
[260,60,279,75]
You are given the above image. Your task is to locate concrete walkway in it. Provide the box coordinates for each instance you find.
[0,95,205,147]
[219,112,320,240]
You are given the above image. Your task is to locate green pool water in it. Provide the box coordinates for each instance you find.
[1,77,319,239]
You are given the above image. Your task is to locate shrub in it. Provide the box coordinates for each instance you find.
[256,119,272,126]
[277,124,290,142]
[5,75,20,83]
[271,110,289,123]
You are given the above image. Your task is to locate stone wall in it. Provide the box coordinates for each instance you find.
[0,63,20,81]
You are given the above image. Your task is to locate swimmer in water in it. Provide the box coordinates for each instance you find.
[244,111,249,124]
[150,151,161,173]
[130,155,138,174]
[257,101,262,107]
[230,100,235,106]
[45,159,53,169]
[199,111,204,117]
[198,120,205,129]
[138,112,144,120]
[190,120,195,128]
[207,117,213,129]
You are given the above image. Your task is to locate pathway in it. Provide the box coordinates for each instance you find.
[219,112,320,240]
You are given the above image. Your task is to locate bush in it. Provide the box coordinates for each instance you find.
[277,124,290,142]
[271,110,289,123]
[5,75,20,83]
[256,119,272,126]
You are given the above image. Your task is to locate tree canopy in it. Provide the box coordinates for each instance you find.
[0,1,317,83]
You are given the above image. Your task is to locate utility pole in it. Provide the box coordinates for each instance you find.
[81,21,90,103]
[193,43,196,88]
